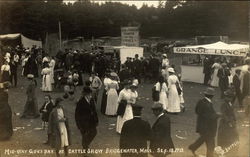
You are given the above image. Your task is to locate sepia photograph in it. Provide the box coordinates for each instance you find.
[0,0,249,157]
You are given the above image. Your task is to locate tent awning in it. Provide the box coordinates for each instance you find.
[0,33,21,40]
[0,33,42,48]
[174,41,249,56]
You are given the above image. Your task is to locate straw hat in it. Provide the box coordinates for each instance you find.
[151,102,163,110]
[27,74,34,79]
[204,87,215,96]
[167,68,175,73]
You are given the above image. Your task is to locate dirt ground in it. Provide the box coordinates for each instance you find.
[0,68,249,157]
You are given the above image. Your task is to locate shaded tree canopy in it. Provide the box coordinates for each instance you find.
[0,1,248,41]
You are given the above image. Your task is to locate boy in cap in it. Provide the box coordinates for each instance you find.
[120,104,151,157]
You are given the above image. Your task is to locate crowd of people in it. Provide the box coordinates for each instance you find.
[203,54,250,110]
[0,43,249,157]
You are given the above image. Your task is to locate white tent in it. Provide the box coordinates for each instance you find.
[113,46,144,64]
[0,33,42,48]
[174,41,249,57]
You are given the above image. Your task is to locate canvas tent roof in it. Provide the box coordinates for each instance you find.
[0,33,42,48]
[174,41,249,56]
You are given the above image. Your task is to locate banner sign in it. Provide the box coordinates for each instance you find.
[173,47,248,56]
[121,27,139,47]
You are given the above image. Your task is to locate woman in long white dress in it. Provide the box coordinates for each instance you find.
[41,63,52,92]
[154,76,168,111]
[167,68,181,113]
[101,73,111,114]
[49,57,56,84]
[210,59,221,87]
[116,81,137,134]
[105,75,119,116]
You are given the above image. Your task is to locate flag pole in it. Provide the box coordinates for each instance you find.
[59,21,62,49]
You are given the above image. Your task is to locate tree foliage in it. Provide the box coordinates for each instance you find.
[0,1,248,41]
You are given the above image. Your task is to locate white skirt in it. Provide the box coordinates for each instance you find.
[58,122,69,147]
[158,91,168,110]
[116,104,133,134]
[105,89,118,115]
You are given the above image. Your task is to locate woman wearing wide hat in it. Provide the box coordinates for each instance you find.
[116,80,138,134]
[167,68,181,114]
[105,72,119,116]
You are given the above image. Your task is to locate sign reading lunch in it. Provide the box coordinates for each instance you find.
[174,47,247,56]
[121,27,139,47]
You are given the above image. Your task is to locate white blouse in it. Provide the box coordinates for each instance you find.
[1,64,10,71]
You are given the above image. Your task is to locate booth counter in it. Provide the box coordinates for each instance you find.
[181,65,204,84]
[181,64,242,86]
[174,42,249,85]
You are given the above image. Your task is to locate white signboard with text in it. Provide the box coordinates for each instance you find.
[174,47,248,56]
[121,27,139,47]
[173,42,249,57]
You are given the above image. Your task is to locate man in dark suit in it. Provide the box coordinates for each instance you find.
[232,69,243,108]
[119,65,131,83]
[203,56,213,85]
[120,104,152,157]
[242,67,250,116]
[10,59,18,87]
[150,103,174,157]
[217,63,231,98]
[242,67,250,99]
[124,57,133,75]
[149,55,160,82]
[132,54,142,83]
[188,87,220,157]
[75,87,98,150]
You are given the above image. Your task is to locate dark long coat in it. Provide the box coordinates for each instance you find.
[48,107,71,150]
[217,101,239,149]
[0,90,13,140]
[195,98,219,137]
[22,81,39,118]
[75,97,98,131]
[217,68,230,90]
[242,71,250,98]
[233,74,241,94]
[27,56,39,77]
[150,114,174,156]
[149,58,160,73]
[132,59,142,75]
[120,117,152,157]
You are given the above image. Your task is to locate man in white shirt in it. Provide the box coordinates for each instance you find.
[162,54,169,68]
[13,52,20,63]
[4,52,11,63]
[89,72,102,102]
